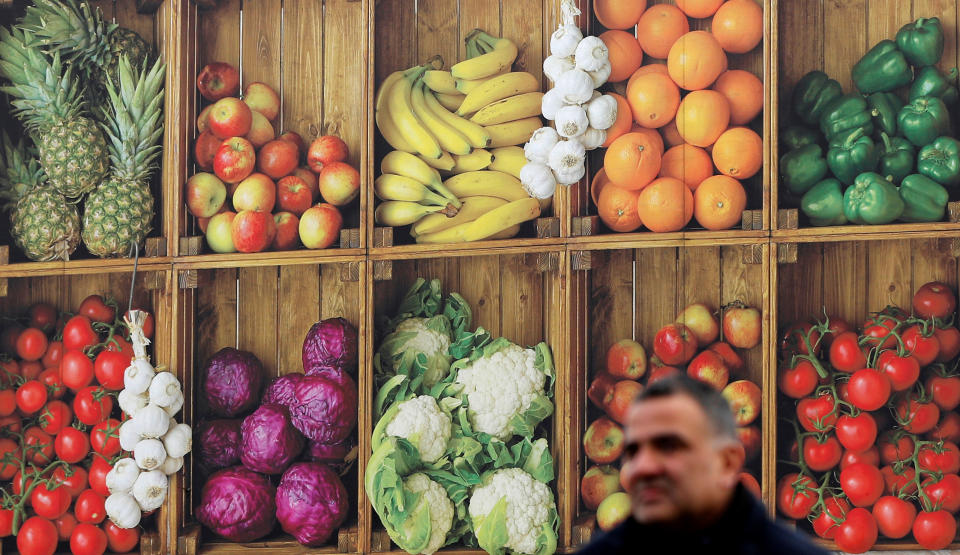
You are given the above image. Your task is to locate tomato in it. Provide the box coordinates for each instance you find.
[872,495,916,539]
[829,332,868,372]
[94,350,129,391]
[846,368,891,411]
[87,455,112,497]
[927,374,960,411]
[797,393,838,432]
[834,507,878,553]
[55,426,90,463]
[90,419,122,457]
[803,435,842,471]
[835,413,878,453]
[914,281,957,319]
[902,324,941,367]
[880,464,917,495]
[919,441,960,474]
[841,447,879,470]
[840,462,884,507]
[38,368,65,400]
[78,295,116,324]
[15,380,47,414]
[896,397,941,434]
[781,321,821,356]
[20,360,43,380]
[31,481,71,519]
[75,489,106,524]
[54,512,76,542]
[822,315,855,349]
[0,437,18,479]
[60,349,94,392]
[0,508,12,537]
[876,350,920,392]
[935,327,960,363]
[17,516,58,555]
[777,473,819,519]
[0,324,23,356]
[0,414,20,435]
[879,431,915,464]
[931,411,960,443]
[23,426,53,465]
[812,496,849,539]
[62,315,97,352]
[862,313,901,349]
[41,340,63,369]
[74,386,113,425]
[778,359,819,399]
[0,358,19,387]
[27,302,57,332]
[70,522,108,555]
[104,333,134,359]
[103,520,140,553]
[52,464,88,499]
[38,400,72,434]
[15,327,48,362]
[922,473,960,512]
[139,310,155,339]
[913,509,957,550]
[0,388,15,416]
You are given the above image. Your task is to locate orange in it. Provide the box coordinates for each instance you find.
[626,63,669,92]
[661,119,684,148]
[628,125,665,157]
[591,167,612,207]
[594,0,647,30]
[675,0,725,19]
[711,69,763,125]
[598,183,643,232]
[693,175,747,230]
[601,30,644,83]
[711,127,762,179]
[637,177,694,232]
[627,72,680,128]
[601,93,633,147]
[636,4,690,59]
[604,132,663,190]
[659,144,714,190]
[676,90,731,147]
[667,31,728,90]
[712,0,763,54]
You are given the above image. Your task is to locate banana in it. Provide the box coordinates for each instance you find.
[375,71,416,152]
[387,66,443,159]
[375,201,453,227]
[415,221,471,244]
[451,30,518,81]
[485,117,542,148]
[462,197,541,241]
[443,170,529,202]
[451,149,493,173]
[458,72,540,116]
[423,70,459,95]
[412,195,507,236]
[455,71,507,95]
[488,146,527,179]
[381,150,442,188]
[435,92,465,111]
[489,223,521,239]
[423,89,491,149]
[418,151,456,171]
[410,80,472,156]
[374,174,452,206]
[470,92,545,125]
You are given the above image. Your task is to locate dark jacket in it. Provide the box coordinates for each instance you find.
[576,485,829,555]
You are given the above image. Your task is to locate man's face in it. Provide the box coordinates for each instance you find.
[620,394,742,527]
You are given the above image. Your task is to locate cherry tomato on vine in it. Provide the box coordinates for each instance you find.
[902,324,940,366]
[896,397,941,434]
[91,419,122,457]
[913,281,956,320]
[879,431,915,464]
[27,302,57,332]
[803,435,843,472]
[834,507,878,553]
[75,489,106,524]
[821,315,854,349]
[913,509,957,550]
[777,473,819,519]
[62,315,97,352]
[918,441,960,473]
[30,481,71,519]
[930,412,960,443]
[55,426,89,463]
[60,349,94,392]
[78,295,115,324]
[41,340,63,369]
[16,379,47,414]
[0,388,15,417]
[872,495,916,540]
[54,512,76,542]
[880,464,917,495]
[876,350,920,392]
[840,462,884,507]
[74,386,113,425]
[830,332,868,372]
[38,400,72,435]
[923,473,960,512]
[778,359,818,399]
[87,455,112,497]
[861,317,900,350]
[0,324,24,357]
[38,368,65,400]
[836,413,878,453]
[20,360,42,381]
[841,447,879,470]
[103,520,139,553]
[796,393,838,432]
[17,516,58,555]
[812,496,849,539]
[0,437,18,479]
[934,326,960,362]
[23,426,54,465]
[781,321,821,356]
[52,464,88,499]
[927,374,960,411]
[0,508,12,537]
[104,333,134,359]
[16,327,48,362]
[846,368,891,411]
[94,350,129,391]
[0,358,20,387]
[70,522,108,555]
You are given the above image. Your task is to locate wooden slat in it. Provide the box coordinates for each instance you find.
[865,239,912,313]
[416,0,459,67]
[912,238,959,287]
[323,0,365,170]
[588,250,633,376]
[374,0,417,85]
[198,0,240,70]
[634,247,677,349]
[867,0,913,53]
[115,0,157,46]
[240,0,282,89]
[822,0,866,93]
[280,0,324,140]
[457,0,501,62]
[237,266,279,376]
[506,255,545,347]
[195,268,238,367]
[278,264,321,375]
[678,246,721,318]
[501,0,544,82]
[458,255,502,337]
[821,242,868,326]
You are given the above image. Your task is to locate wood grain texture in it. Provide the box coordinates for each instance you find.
[237,266,279,376]
[458,255,502,337]
[457,0,501,62]
[198,0,240,69]
[821,241,868,325]
[280,0,324,139]
[417,0,459,67]
[116,0,157,45]
[822,0,866,94]
[278,264,321,375]
[241,0,282,89]
[866,239,912,313]
[634,247,677,345]
[501,0,544,82]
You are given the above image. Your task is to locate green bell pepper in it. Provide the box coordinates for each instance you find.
[792,70,843,126]
[819,93,875,142]
[852,40,914,94]
[867,92,903,136]
[896,17,945,67]
[826,128,879,185]
[780,125,820,151]
[781,144,829,196]
[801,178,849,226]
[897,96,951,147]
[899,173,949,222]
[909,66,959,105]
[843,172,905,224]
[878,132,915,183]
[918,136,960,186]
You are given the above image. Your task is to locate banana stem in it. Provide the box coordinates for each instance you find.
[466,37,481,59]
[421,189,453,207]
[426,181,462,208]
[472,30,499,51]
[441,203,459,217]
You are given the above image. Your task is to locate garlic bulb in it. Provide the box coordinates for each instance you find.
[550,24,582,58]
[162,423,192,459]
[586,94,618,130]
[134,438,167,471]
[118,389,149,418]
[119,419,140,452]
[579,127,607,150]
[106,458,141,494]
[160,456,183,476]
[555,69,594,105]
[124,359,155,395]
[575,36,609,72]
[543,55,575,84]
[132,470,168,512]
[161,393,184,418]
[555,105,589,138]
[106,493,141,529]
[587,62,612,88]
[541,88,565,121]
[133,404,170,439]
[524,127,560,163]
[548,140,587,185]
[148,372,182,408]
[520,162,558,199]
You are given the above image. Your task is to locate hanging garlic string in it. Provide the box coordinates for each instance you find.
[124,310,151,361]
[560,0,581,26]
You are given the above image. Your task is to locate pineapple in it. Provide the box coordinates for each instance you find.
[0,26,109,199]
[82,55,164,257]
[0,132,81,261]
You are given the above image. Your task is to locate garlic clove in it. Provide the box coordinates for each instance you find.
[543,55,576,84]
[520,162,559,200]
[550,24,583,58]
[555,69,595,106]
[524,127,560,164]
[548,139,587,185]
[587,62,612,89]
[555,105,589,139]
[575,36,609,72]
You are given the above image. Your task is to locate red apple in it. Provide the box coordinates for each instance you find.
[184,172,227,218]
[653,323,698,366]
[257,139,299,180]
[737,425,761,460]
[707,341,744,374]
[232,173,276,212]
[588,372,618,412]
[231,210,277,253]
[686,350,730,390]
[208,97,252,139]
[193,130,223,171]
[722,379,762,426]
[740,472,761,498]
[277,175,313,216]
[197,104,213,134]
[245,110,275,148]
[605,380,644,424]
[213,137,256,184]
[606,339,647,380]
[243,82,280,121]
[318,162,360,206]
[647,365,680,384]
[299,203,343,249]
[581,465,623,511]
[583,417,624,464]
[723,304,762,349]
[676,303,719,346]
[197,62,240,101]
[279,132,307,161]
[205,211,237,253]
[272,212,300,251]
[596,492,630,531]
[307,135,349,172]
[293,167,320,202]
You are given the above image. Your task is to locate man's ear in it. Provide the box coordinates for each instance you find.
[718,441,746,488]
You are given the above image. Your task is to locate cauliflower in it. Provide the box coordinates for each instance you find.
[385,395,452,463]
[380,316,453,387]
[469,468,556,555]
[404,473,454,555]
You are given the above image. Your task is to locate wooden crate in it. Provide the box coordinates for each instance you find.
[173,260,366,554]
[567,242,771,547]
[773,0,960,237]
[175,0,367,259]
[367,251,568,553]
[773,237,960,550]
[568,0,770,243]
[369,0,563,253]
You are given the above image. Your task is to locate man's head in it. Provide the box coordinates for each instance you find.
[620,374,745,528]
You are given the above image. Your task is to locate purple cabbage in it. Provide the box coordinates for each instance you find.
[240,404,305,474]
[304,364,343,379]
[305,438,353,463]
[289,373,357,443]
[302,318,357,374]
[202,348,264,417]
[262,373,305,408]
[195,419,243,472]
[196,466,276,542]
[275,462,349,546]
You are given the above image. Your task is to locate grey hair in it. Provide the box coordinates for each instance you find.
[633,374,739,442]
